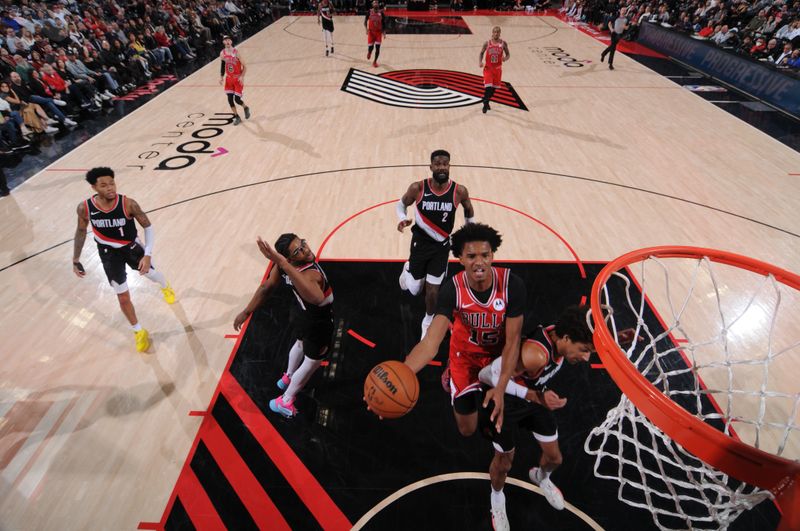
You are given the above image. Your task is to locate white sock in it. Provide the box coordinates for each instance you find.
[490,488,505,509]
[283,356,323,402]
[145,268,167,288]
[286,340,304,377]
[406,274,423,296]
[132,323,142,332]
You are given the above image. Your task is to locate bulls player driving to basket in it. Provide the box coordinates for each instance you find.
[365,1,386,67]
[234,234,334,418]
[73,167,176,353]
[219,35,251,126]
[479,26,510,114]
[403,222,525,530]
[397,149,474,339]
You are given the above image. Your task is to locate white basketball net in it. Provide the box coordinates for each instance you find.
[584,253,800,531]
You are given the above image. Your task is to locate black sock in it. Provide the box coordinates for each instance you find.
[374,44,381,61]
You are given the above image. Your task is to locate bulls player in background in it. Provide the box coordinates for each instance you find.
[479,26,510,113]
[403,222,525,531]
[219,35,251,126]
[396,149,474,339]
[233,234,334,419]
[364,0,385,67]
[72,167,176,353]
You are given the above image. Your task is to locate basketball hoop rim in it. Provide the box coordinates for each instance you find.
[590,245,800,496]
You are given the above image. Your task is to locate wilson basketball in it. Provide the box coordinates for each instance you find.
[364,360,419,419]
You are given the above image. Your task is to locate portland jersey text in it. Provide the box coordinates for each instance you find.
[86,194,137,248]
[413,178,458,243]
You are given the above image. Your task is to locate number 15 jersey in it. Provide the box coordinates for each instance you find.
[437,267,526,359]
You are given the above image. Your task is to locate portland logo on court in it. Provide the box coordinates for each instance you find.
[341,68,528,111]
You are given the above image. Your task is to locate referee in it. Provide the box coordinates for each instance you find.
[601,10,629,70]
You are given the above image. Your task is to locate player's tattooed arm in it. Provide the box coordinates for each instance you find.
[73,202,88,277]
[126,197,152,228]
[479,42,488,67]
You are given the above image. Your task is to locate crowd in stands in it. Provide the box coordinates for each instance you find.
[560,0,800,68]
[0,0,275,195]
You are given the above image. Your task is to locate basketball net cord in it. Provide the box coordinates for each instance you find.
[584,255,800,531]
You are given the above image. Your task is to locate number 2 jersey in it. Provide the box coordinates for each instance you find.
[85,194,137,248]
[437,267,526,359]
[412,178,459,244]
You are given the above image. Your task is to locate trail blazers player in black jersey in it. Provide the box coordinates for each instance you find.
[233,233,334,418]
[73,167,176,353]
[318,0,335,56]
[479,305,596,514]
[397,149,475,339]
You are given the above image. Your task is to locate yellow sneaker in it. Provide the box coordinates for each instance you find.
[135,329,151,352]
[161,283,176,304]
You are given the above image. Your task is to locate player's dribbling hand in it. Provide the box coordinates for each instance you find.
[233,310,249,331]
[73,261,85,278]
[541,390,567,410]
[138,255,152,275]
[483,387,505,433]
[397,219,412,232]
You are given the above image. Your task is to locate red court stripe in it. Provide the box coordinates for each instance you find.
[347,329,376,348]
[579,295,587,306]
[136,522,161,530]
[674,338,689,343]
[188,410,207,416]
[224,334,239,339]
[175,467,226,531]
[591,364,605,369]
[202,416,291,531]
[220,372,352,531]
[316,199,396,258]
[427,360,443,366]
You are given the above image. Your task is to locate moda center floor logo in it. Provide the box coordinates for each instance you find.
[530,47,592,68]
[341,68,528,111]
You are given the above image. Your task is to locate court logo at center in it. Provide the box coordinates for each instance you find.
[341,68,528,111]
[530,47,591,68]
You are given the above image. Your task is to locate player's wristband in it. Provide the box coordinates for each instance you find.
[395,199,409,222]
[465,216,475,224]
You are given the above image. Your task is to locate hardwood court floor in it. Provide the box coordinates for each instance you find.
[0,12,798,530]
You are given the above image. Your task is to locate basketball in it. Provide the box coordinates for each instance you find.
[364,360,419,419]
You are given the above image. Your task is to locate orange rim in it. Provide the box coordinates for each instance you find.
[590,246,800,507]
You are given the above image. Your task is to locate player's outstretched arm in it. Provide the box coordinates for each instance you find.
[483,314,523,432]
[234,264,280,331]
[396,181,421,232]
[73,202,88,277]
[405,315,449,373]
[256,237,325,304]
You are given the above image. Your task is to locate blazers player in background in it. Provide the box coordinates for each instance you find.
[219,35,251,126]
[234,234,334,419]
[403,222,525,531]
[365,1,385,67]
[318,0,335,56]
[479,26,510,114]
[73,167,176,353]
[396,149,474,339]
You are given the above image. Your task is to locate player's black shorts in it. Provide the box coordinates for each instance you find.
[321,17,334,32]
[478,389,558,452]
[97,241,146,288]
[293,314,334,360]
[408,229,450,285]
